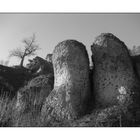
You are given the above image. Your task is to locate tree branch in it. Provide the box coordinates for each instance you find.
[9,33,40,67]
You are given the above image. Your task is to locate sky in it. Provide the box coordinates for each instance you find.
[0,13,140,66]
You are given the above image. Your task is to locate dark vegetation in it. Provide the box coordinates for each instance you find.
[0,65,32,98]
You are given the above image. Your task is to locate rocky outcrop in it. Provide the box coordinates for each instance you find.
[15,74,54,113]
[62,106,134,127]
[41,40,91,122]
[41,105,136,127]
[26,56,53,76]
[91,33,140,115]
[46,54,52,63]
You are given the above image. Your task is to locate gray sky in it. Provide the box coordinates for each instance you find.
[0,13,140,66]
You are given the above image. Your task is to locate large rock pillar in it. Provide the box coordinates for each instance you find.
[41,40,91,121]
[91,33,140,111]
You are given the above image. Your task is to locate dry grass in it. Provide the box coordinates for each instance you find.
[0,91,43,127]
[0,90,139,127]
[0,94,16,126]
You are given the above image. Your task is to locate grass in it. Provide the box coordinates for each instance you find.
[0,90,140,127]
[0,94,16,126]
[0,91,43,127]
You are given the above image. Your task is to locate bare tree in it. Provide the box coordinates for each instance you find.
[9,34,40,67]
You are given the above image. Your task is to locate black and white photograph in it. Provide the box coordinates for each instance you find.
[0,13,140,127]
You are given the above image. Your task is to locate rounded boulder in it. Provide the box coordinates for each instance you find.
[41,40,91,121]
[91,33,140,111]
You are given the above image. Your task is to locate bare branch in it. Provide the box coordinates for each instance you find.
[9,48,24,59]
[9,34,40,67]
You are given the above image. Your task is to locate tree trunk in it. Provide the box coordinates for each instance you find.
[20,56,25,67]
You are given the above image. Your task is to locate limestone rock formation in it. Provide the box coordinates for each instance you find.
[41,40,91,122]
[91,33,140,112]
[26,56,53,76]
[16,74,54,113]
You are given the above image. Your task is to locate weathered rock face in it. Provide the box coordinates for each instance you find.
[91,33,140,110]
[64,105,134,127]
[41,40,91,121]
[16,74,54,113]
[26,56,53,76]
